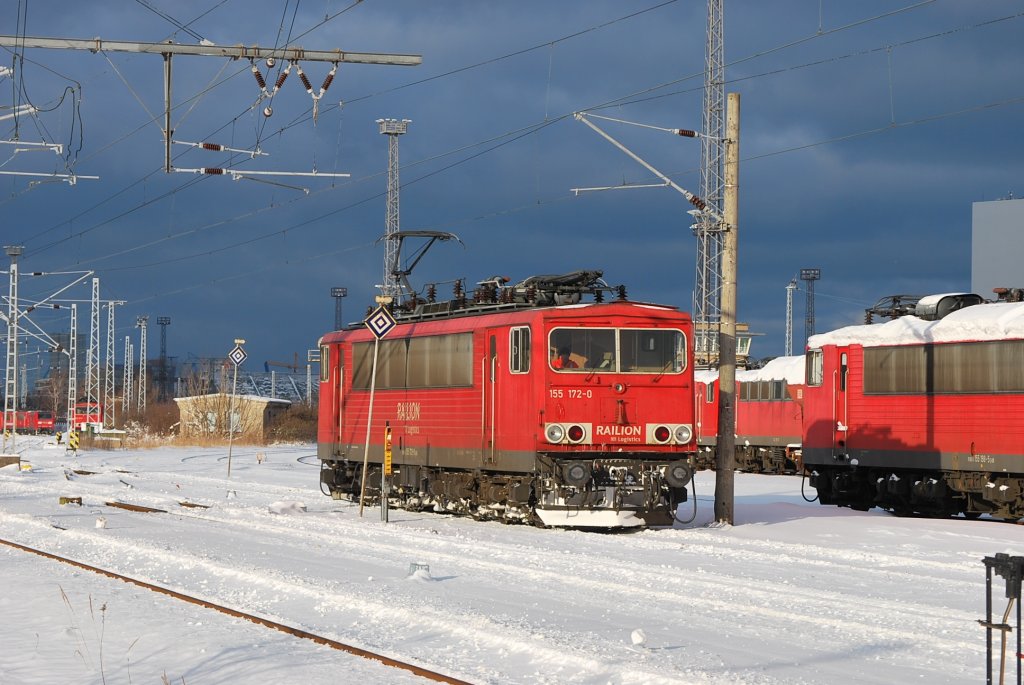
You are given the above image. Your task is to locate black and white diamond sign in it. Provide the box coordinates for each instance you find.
[228,345,248,366]
[366,305,397,339]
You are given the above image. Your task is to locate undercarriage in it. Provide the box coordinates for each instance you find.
[319,455,693,529]
[809,466,1024,521]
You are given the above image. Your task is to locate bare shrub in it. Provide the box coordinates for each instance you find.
[142,401,179,436]
[266,404,317,443]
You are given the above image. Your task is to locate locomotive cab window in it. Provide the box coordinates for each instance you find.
[510,326,531,374]
[807,349,823,386]
[319,344,330,382]
[549,327,686,373]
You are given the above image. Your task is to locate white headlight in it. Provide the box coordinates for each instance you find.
[545,424,565,443]
[674,424,693,444]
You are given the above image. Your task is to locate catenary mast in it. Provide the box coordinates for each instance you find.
[694,0,725,366]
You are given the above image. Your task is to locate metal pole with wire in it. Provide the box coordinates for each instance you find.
[226,339,247,481]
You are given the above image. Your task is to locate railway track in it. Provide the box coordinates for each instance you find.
[0,537,472,685]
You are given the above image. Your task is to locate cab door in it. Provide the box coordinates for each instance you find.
[481,331,499,465]
[833,349,849,456]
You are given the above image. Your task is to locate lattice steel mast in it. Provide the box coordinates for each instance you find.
[3,246,22,453]
[123,336,133,414]
[66,304,77,433]
[157,316,171,402]
[801,268,821,348]
[694,0,726,366]
[378,118,410,302]
[104,301,120,428]
[785,278,797,356]
[136,316,148,412]
[86,278,101,416]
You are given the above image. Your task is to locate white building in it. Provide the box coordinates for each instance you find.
[972,197,1024,298]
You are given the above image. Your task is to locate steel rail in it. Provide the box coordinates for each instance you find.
[0,537,472,685]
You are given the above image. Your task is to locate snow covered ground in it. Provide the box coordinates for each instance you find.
[1,437,1020,684]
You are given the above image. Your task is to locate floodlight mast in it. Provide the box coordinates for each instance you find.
[156,316,171,403]
[800,268,821,348]
[331,287,348,330]
[378,118,411,302]
[785,279,798,356]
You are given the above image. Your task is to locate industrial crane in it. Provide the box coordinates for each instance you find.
[264,353,300,373]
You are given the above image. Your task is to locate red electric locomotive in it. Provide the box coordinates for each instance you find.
[72,401,104,431]
[5,410,55,434]
[694,356,805,473]
[17,410,55,434]
[803,293,1024,519]
[317,271,697,528]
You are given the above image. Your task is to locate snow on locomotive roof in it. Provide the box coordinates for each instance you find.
[693,369,717,384]
[739,355,805,384]
[807,301,1024,348]
[692,355,805,385]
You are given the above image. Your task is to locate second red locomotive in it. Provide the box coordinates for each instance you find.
[317,271,697,528]
[803,293,1024,520]
[694,355,805,473]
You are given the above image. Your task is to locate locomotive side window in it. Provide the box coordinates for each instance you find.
[864,340,1024,395]
[548,327,685,373]
[509,326,531,374]
[806,349,823,386]
[705,382,715,403]
[352,333,473,390]
[863,346,926,394]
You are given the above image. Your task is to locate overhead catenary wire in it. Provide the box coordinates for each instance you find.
[594,11,1024,113]
[133,0,207,43]
[58,82,1024,303]
[40,86,1024,283]
[6,1,1015,301]
[3,0,945,252]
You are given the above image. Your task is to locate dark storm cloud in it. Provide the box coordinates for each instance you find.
[2,0,1021,369]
